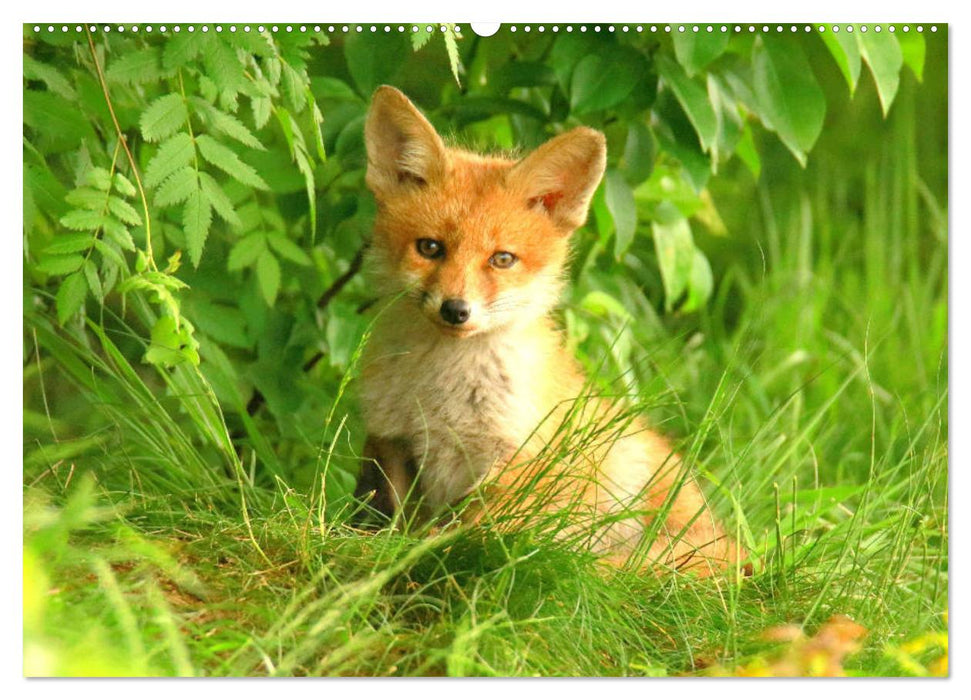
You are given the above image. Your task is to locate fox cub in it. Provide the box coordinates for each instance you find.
[354,86,746,576]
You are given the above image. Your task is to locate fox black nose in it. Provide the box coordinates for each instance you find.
[440,299,471,325]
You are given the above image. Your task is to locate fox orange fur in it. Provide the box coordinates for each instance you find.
[354,86,747,576]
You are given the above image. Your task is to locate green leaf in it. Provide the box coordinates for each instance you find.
[681,249,714,313]
[222,29,276,57]
[267,233,312,266]
[657,55,718,156]
[23,90,94,153]
[43,232,94,255]
[94,238,128,267]
[324,300,369,371]
[199,172,242,229]
[25,162,68,220]
[898,32,926,82]
[293,147,318,240]
[280,63,308,113]
[201,35,251,95]
[154,167,198,207]
[36,253,85,275]
[145,315,198,368]
[102,220,136,251]
[59,210,106,231]
[188,300,250,349]
[163,33,203,69]
[23,170,36,238]
[707,75,744,168]
[549,32,603,91]
[821,29,862,94]
[196,134,269,190]
[83,260,104,302]
[183,186,213,268]
[634,163,704,217]
[56,271,88,324]
[620,121,655,186]
[84,168,114,192]
[344,32,409,95]
[310,76,359,101]
[604,169,637,259]
[64,187,108,210]
[443,25,463,87]
[144,133,195,188]
[651,203,696,311]
[751,36,825,167]
[275,106,297,157]
[256,249,281,306]
[307,89,327,161]
[857,31,904,115]
[23,55,76,100]
[672,30,730,77]
[252,96,272,130]
[734,123,761,179]
[579,290,633,322]
[443,96,547,124]
[112,173,137,198]
[227,233,266,271]
[193,99,265,150]
[140,93,188,143]
[411,28,435,51]
[105,46,167,85]
[489,62,558,95]
[107,197,143,226]
[570,50,642,114]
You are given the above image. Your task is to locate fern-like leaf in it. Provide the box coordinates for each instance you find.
[144,133,195,188]
[107,197,143,227]
[199,172,242,229]
[196,134,268,190]
[154,167,198,207]
[255,249,281,306]
[162,33,203,69]
[140,93,188,143]
[183,186,213,268]
[227,233,266,271]
[193,99,265,150]
[105,46,169,85]
[56,271,88,324]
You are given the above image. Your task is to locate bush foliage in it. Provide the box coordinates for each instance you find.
[23,24,928,498]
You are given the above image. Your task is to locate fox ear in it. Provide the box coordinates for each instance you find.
[507,127,607,231]
[364,86,447,196]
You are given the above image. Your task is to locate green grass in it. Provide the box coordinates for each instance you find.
[23,75,947,678]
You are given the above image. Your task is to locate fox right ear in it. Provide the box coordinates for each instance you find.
[364,86,447,197]
[507,127,606,232]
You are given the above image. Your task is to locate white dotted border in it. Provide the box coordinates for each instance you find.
[26,23,944,35]
[29,23,466,34]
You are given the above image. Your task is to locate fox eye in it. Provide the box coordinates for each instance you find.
[416,238,444,259]
[489,251,518,269]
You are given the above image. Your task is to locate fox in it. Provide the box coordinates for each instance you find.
[353,85,747,576]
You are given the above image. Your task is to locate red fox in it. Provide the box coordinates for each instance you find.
[354,86,747,576]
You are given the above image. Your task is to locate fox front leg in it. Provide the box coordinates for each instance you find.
[354,436,419,521]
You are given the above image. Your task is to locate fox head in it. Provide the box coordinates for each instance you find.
[363,86,606,338]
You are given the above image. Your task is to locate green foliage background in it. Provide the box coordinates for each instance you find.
[23,23,948,677]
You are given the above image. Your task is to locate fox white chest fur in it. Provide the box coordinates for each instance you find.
[360,304,553,507]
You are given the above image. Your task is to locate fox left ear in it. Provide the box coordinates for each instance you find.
[507,127,607,232]
[364,86,448,198]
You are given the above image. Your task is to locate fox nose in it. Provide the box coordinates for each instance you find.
[440,298,471,325]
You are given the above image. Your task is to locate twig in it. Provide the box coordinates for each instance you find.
[85,28,156,269]
[317,245,366,309]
